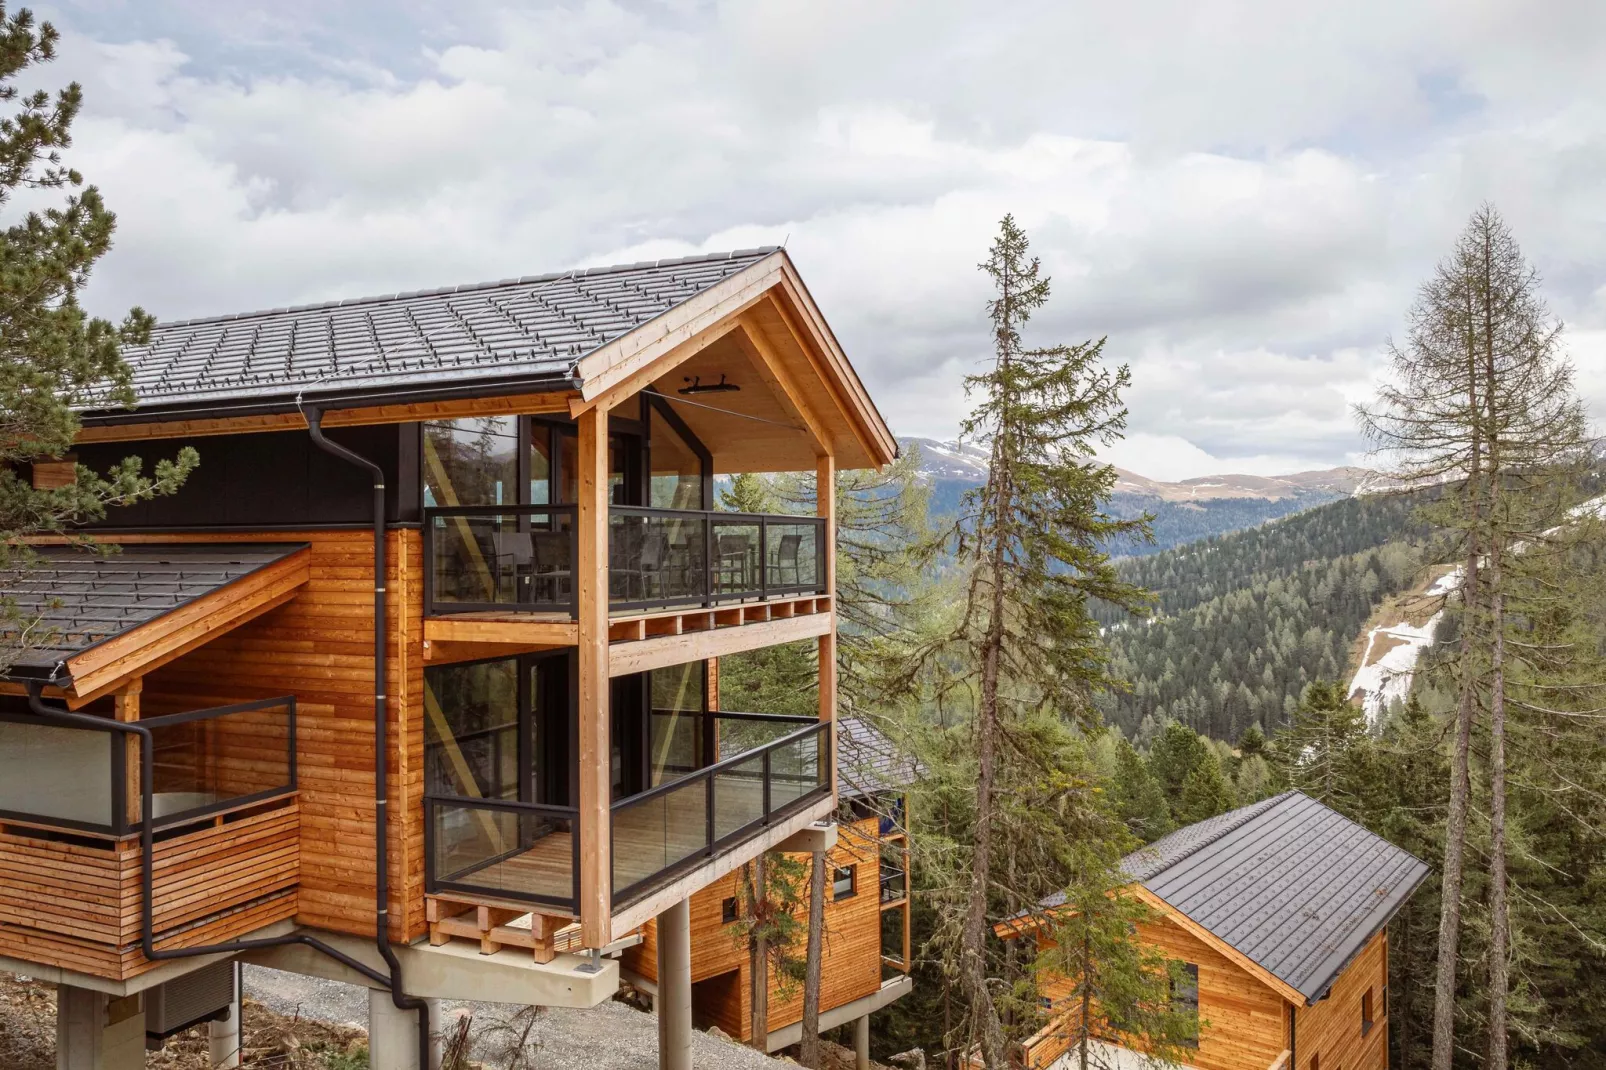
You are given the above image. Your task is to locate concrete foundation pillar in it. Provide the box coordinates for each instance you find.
[55,985,145,1070]
[368,989,421,1070]
[854,1014,871,1070]
[425,998,444,1070]
[656,897,692,1070]
[208,964,241,1069]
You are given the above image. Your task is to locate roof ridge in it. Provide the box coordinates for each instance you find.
[150,247,783,331]
[1128,790,1301,881]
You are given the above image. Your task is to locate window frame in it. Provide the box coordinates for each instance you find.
[832,864,857,900]
[721,896,739,924]
[1170,962,1201,1049]
[1361,987,1375,1037]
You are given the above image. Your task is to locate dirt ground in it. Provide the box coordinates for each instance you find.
[0,972,367,1070]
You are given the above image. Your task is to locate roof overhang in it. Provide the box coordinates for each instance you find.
[1,544,312,706]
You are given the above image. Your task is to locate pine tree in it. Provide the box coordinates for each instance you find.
[1272,681,1372,819]
[0,4,196,670]
[896,215,1149,1067]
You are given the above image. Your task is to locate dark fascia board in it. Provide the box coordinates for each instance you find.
[76,371,583,428]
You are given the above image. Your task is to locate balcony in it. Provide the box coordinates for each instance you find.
[424,712,831,916]
[422,505,827,617]
[0,698,300,981]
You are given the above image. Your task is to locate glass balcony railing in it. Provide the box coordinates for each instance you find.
[424,797,580,913]
[423,505,826,616]
[0,697,297,837]
[610,717,830,907]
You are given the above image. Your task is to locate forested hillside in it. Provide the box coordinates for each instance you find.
[1095,491,1431,741]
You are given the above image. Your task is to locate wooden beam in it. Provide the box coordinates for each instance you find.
[114,681,142,825]
[422,616,578,648]
[1128,884,1308,1006]
[576,404,612,948]
[64,549,312,702]
[734,315,829,456]
[571,256,785,412]
[817,452,837,797]
[73,390,579,446]
[607,611,832,678]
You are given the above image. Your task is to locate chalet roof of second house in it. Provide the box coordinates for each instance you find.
[88,248,781,418]
[836,714,921,799]
[1040,790,1429,1005]
[0,544,309,682]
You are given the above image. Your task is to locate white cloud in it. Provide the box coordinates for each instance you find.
[29,0,1606,476]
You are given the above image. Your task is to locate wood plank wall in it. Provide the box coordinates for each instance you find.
[624,816,886,1042]
[1033,912,1289,1070]
[0,802,299,980]
[133,528,428,943]
[1294,931,1388,1070]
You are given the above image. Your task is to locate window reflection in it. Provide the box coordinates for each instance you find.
[424,659,520,800]
[650,404,705,510]
[423,417,518,507]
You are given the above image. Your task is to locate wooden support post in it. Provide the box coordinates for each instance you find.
[578,404,613,948]
[114,681,142,826]
[816,453,837,795]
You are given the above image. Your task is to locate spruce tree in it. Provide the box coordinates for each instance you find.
[896,216,1149,1067]
[0,3,196,670]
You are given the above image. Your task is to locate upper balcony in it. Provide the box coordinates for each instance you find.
[0,697,300,981]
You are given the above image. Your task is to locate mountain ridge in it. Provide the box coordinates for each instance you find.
[902,437,1370,503]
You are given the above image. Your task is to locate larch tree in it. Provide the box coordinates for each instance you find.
[898,215,1150,1067]
[1358,204,1587,1070]
[0,3,196,671]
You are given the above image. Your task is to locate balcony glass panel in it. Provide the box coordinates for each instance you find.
[144,700,295,826]
[712,752,767,841]
[427,508,575,612]
[708,516,762,600]
[428,799,577,910]
[611,776,711,896]
[762,521,821,594]
[609,509,708,609]
[0,719,116,831]
[767,726,826,812]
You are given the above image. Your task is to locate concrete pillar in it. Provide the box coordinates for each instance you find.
[425,998,444,1070]
[854,1014,871,1070]
[368,989,421,1070]
[656,897,692,1070]
[55,985,145,1070]
[208,964,241,1069]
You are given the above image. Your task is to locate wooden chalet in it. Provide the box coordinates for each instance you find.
[998,791,1429,1070]
[0,247,902,1070]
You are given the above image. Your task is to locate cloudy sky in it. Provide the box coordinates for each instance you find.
[29,0,1606,479]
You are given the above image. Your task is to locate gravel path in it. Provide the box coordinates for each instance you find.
[244,964,786,1070]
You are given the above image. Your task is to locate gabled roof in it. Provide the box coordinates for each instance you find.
[89,249,780,416]
[1121,791,1427,1004]
[836,714,921,799]
[0,544,311,699]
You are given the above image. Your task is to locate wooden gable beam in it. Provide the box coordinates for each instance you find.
[63,548,313,705]
[570,254,786,414]
[1128,884,1308,1006]
[770,264,897,468]
[732,314,830,457]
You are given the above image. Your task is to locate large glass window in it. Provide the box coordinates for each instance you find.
[649,403,705,510]
[424,659,520,799]
[423,417,519,507]
[649,663,708,787]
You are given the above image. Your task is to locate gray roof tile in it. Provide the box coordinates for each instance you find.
[837,715,921,799]
[88,249,780,415]
[0,544,309,681]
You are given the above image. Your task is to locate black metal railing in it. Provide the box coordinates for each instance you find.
[881,862,908,904]
[0,697,297,838]
[646,709,822,785]
[610,718,831,908]
[423,504,826,616]
[423,796,580,913]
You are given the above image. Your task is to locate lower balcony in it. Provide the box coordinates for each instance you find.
[0,698,300,981]
[424,713,831,925]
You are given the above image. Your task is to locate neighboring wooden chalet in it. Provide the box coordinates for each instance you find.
[1000,791,1429,1070]
[0,248,900,1070]
[620,713,916,1063]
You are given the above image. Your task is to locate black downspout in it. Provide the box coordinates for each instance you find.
[305,407,431,1065]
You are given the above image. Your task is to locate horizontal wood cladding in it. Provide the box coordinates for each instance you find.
[1031,910,1289,1070]
[624,817,885,1042]
[1295,930,1388,1070]
[0,801,299,981]
[132,527,427,945]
